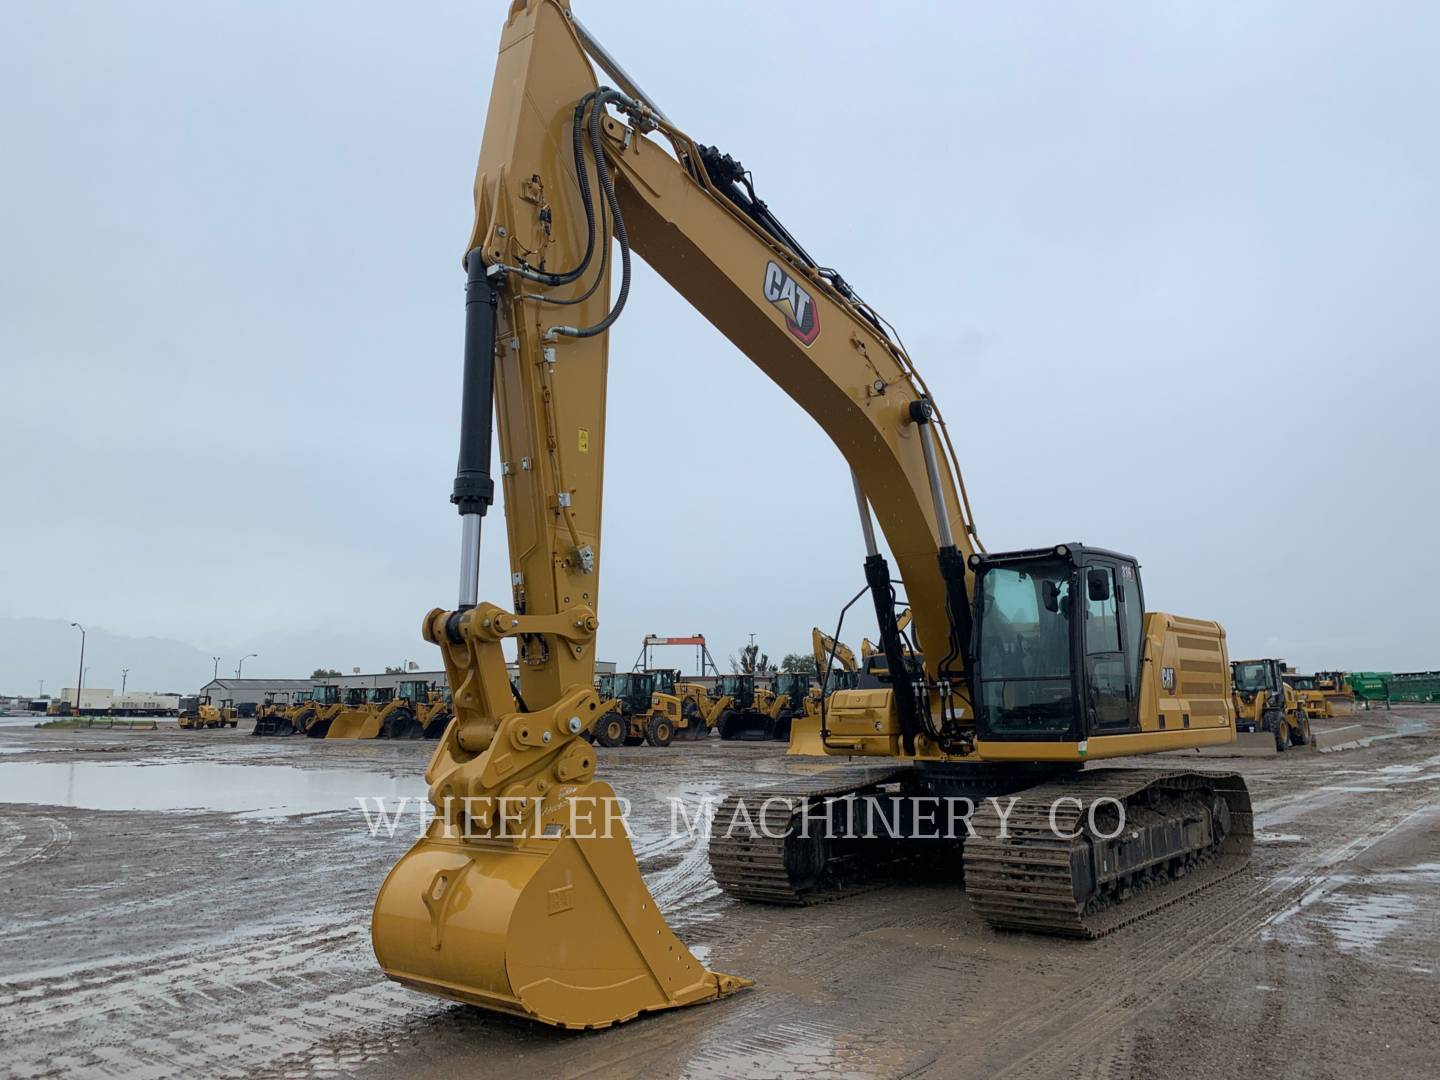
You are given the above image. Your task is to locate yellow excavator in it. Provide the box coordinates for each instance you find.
[861,606,912,662]
[788,628,860,756]
[372,0,1250,1031]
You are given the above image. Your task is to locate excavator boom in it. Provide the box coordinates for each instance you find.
[373,0,1248,1031]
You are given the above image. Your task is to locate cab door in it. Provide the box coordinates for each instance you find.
[1081,560,1138,734]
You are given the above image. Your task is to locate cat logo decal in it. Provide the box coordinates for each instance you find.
[763,261,820,345]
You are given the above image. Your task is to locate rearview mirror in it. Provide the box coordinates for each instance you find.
[1042,580,1061,613]
[1087,568,1111,602]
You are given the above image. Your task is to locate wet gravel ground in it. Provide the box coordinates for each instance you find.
[0,707,1436,1079]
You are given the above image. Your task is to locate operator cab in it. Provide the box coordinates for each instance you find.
[772,673,811,703]
[969,544,1145,742]
[716,673,756,707]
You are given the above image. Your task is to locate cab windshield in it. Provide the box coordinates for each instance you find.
[977,562,1076,737]
[1232,663,1274,692]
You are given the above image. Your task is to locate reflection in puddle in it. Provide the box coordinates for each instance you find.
[0,760,425,818]
[1326,891,1414,953]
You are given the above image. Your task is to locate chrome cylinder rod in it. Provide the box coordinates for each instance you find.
[458,513,482,608]
[851,470,879,558]
[917,418,955,550]
[572,15,671,124]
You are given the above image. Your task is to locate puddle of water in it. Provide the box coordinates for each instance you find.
[0,760,426,818]
[0,717,47,728]
[1257,832,1304,843]
[1327,891,1415,953]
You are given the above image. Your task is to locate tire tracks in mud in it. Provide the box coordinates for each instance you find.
[0,812,72,873]
[0,918,425,1079]
[967,766,1440,1080]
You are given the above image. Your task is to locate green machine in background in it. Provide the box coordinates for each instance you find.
[1390,672,1440,703]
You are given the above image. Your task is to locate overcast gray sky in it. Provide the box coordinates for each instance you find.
[2,1,1436,693]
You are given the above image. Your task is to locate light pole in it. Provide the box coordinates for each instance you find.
[236,653,257,679]
[121,668,129,696]
[212,656,221,683]
[69,622,86,714]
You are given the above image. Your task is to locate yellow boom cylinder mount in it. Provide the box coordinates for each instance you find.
[372,0,746,1028]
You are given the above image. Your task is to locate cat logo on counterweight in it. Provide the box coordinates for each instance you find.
[763,260,820,345]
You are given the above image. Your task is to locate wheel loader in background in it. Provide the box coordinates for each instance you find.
[281,690,317,735]
[711,673,766,740]
[176,697,203,729]
[1233,658,1310,750]
[644,679,727,740]
[374,680,442,739]
[327,686,429,739]
[418,685,452,738]
[592,671,678,746]
[1282,671,1332,721]
[253,691,298,736]
[1315,670,1357,715]
[177,695,238,730]
[749,673,812,742]
[325,687,391,740]
[300,684,345,738]
[788,628,860,756]
[372,0,1252,1031]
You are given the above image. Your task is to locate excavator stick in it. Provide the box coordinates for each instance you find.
[372,0,744,1025]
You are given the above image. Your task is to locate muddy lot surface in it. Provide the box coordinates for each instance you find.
[1,707,1436,1079]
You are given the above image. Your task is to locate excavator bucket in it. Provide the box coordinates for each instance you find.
[326,709,383,740]
[786,715,826,756]
[372,779,749,1029]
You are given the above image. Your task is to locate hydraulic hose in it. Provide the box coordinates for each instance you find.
[547,89,632,339]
